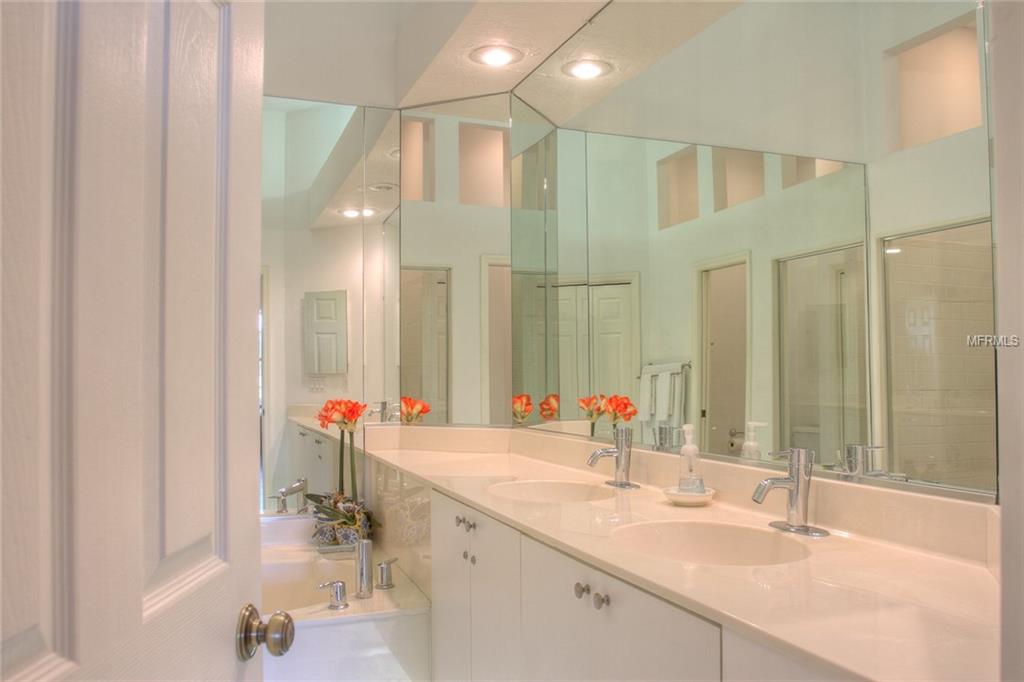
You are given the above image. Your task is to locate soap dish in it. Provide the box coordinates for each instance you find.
[663,486,715,506]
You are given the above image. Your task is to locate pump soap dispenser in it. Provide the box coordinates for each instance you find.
[663,424,716,506]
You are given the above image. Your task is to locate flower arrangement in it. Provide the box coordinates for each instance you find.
[578,393,637,435]
[512,393,534,424]
[310,398,371,545]
[539,393,560,421]
[400,396,432,424]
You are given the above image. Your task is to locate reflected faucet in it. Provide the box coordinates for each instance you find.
[367,400,401,423]
[278,478,308,514]
[751,448,829,537]
[588,427,640,489]
[841,444,910,482]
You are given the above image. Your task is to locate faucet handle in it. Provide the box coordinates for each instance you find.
[317,580,349,610]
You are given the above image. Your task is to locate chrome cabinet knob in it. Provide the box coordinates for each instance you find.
[470,555,477,565]
[574,582,591,599]
[236,604,295,661]
[455,515,465,527]
[464,520,477,532]
[462,550,469,560]
[593,592,610,610]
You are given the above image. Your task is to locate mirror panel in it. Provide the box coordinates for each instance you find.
[400,95,513,425]
[507,0,994,499]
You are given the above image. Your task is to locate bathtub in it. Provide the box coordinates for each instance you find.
[260,514,430,681]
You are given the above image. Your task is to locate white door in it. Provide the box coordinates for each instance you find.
[2,2,266,679]
[590,283,639,398]
[302,290,349,375]
[702,264,748,454]
[556,285,591,418]
[467,510,521,682]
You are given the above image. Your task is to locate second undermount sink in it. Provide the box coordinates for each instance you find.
[486,479,617,503]
[611,521,810,566]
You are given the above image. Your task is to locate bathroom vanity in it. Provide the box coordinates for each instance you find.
[363,425,999,682]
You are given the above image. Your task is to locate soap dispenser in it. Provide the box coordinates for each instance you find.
[741,421,767,459]
[663,424,715,506]
[677,424,705,494]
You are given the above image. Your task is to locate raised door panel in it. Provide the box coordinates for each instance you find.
[590,284,638,397]
[589,571,721,681]
[520,537,598,682]
[430,492,472,682]
[468,511,521,682]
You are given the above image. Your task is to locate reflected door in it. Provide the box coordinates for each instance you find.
[702,264,748,454]
[778,247,867,467]
[590,283,639,423]
[400,268,450,423]
[557,286,591,418]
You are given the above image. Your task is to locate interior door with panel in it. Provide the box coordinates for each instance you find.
[1,2,268,679]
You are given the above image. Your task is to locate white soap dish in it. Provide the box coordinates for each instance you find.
[663,486,715,506]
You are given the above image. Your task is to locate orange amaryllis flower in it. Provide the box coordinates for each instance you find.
[340,400,368,432]
[605,394,638,424]
[400,396,432,424]
[317,398,348,429]
[577,395,604,422]
[539,394,560,421]
[511,393,534,424]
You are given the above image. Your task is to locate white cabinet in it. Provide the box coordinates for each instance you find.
[722,628,853,681]
[285,423,334,495]
[430,491,521,682]
[521,536,721,682]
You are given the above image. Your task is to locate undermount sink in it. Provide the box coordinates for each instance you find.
[611,521,810,566]
[486,479,617,503]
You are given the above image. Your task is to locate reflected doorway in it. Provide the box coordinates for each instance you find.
[701,263,748,454]
[400,267,450,423]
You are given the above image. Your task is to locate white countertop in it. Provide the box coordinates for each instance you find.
[362,445,999,682]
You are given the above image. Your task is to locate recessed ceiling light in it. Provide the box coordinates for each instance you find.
[469,45,524,68]
[885,247,902,255]
[340,209,360,218]
[562,59,612,80]
[361,208,376,218]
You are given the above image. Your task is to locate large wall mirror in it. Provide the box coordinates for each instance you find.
[503,0,995,500]
[260,98,399,503]
[362,1,997,502]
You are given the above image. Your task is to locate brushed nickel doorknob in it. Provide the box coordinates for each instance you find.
[236,603,295,661]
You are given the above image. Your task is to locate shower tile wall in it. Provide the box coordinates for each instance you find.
[885,222,996,491]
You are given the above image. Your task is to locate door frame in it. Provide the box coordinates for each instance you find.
[400,265,452,423]
[693,252,751,452]
[480,254,511,422]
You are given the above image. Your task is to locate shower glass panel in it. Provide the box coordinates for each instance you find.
[400,267,450,424]
[778,246,868,468]
[882,222,996,492]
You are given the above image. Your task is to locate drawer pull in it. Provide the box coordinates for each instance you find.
[574,582,591,599]
[593,592,610,609]
[455,515,465,527]
[464,521,477,532]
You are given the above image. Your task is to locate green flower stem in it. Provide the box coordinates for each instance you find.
[349,430,358,501]
[338,430,346,495]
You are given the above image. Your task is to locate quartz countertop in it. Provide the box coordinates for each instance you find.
[362,445,999,682]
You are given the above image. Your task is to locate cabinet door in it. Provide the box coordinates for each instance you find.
[590,570,720,681]
[430,492,472,682]
[521,537,598,681]
[310,432,334,493]
[722,628,850,681]
[469,511,521,681]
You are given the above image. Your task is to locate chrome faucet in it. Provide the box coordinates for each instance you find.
[588,427,639,489]
[841,444,910,482]
[751,448,828,537]
[278,478,308,514]
[367,400,401,423]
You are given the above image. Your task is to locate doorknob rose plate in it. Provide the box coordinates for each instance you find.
[236,603,295,661]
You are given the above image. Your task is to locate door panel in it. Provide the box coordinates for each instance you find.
[468,511,521,682]
[1,2,264,678]
[429,492,471,682]
[590,284,638,398]
[703,264,748,454]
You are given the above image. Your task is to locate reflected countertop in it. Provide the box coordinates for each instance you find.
[362,445,998,682]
